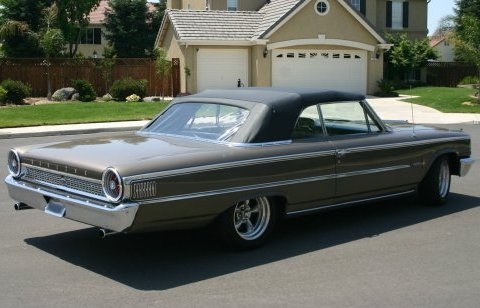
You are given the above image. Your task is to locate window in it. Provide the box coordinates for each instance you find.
[347,0,366,15]
[320,101,381,136]
[293,105,323,139]
[80,28,102,45]
[227,0,237,11]
[386,1,409,29]
[143,103,250,142]
[315,0,330,16]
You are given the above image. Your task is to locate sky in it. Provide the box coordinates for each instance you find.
[428,0,456,35]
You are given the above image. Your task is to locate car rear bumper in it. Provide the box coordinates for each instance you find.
[459,157,475,177]
[5,175,139,232]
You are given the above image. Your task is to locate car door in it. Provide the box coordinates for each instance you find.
[319,100,422,204]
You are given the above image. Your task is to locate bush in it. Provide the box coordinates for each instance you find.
[0,86,7,104]
[71,79,97,102]
[458,76,480,85]
[374,79,399,97]
[110,77,147,101]
[0,79,31,104]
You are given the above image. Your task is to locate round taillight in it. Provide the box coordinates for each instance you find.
[102,168,123,202]
[7,150,21,177]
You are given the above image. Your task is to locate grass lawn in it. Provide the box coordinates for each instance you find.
[0,101,169,128]
[396,86,480,113]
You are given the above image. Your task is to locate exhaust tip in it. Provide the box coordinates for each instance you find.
[14,203,32,211]
[98,228,116,239]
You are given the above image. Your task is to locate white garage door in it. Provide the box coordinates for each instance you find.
[272,49,367,94]
[197,49,248,92]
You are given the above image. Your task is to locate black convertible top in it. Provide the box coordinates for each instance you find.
[167,88,366,143]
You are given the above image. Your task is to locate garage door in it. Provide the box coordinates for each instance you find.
[197,49,248,92]
[272,49,367,94]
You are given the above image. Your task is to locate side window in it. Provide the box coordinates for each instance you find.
[292,105,324,139]
[320,101,381,136]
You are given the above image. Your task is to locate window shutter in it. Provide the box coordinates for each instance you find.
[360,0,366,15]
[386,1,392,28]
[402,1,409,28]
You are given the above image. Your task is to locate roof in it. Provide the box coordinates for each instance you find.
[429,36,445,48]
[157,0,386,45]
[167,10,264,41]
[173,87,365,143]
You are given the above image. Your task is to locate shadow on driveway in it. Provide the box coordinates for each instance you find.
[25,193,480,291]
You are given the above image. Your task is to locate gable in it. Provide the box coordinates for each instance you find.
[267,0,380,45]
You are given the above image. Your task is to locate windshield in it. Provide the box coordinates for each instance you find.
[142,102,250,141]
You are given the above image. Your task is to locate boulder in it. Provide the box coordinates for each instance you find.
[52,87,76,101]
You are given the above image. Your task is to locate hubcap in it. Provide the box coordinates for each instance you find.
[438,159,450,198]
[233,197,270,241]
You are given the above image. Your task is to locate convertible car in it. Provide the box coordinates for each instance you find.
[6,88,475,249]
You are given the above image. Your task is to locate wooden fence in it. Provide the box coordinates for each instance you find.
[426,62,478,87]
[0,58,181,98]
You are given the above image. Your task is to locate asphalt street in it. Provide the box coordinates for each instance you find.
[0,126,479,308]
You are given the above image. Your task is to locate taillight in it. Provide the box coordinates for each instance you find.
[102,168,123,202]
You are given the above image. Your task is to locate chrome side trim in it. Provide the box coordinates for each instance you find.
[134,164,411,203]
[124,150,337,182]
[286,190,416,216]
[459,157,475,177]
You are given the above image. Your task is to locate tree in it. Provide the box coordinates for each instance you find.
[154,47,171,99]
[432,15,455,37]
[55,0,100,57]
[0,0,53,57]
[104,0,164,58]
[454,0,480,102]
[384,33,438,83]
[39,4,66,99]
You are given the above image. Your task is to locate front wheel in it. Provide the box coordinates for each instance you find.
[217,197,276,250]
[419,156,451,206]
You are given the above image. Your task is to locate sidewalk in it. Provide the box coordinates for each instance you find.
[1,96,479,139]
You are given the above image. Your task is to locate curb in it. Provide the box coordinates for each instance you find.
[0,122,147,139]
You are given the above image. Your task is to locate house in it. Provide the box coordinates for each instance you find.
[77,0,156,58]
[429,35,455,62]
[156,0,428,95]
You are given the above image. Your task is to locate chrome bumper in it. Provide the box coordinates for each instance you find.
[459,157,475,177]
[5,175,139,232]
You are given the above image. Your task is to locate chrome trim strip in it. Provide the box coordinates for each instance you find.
[138,131,292,147]
[134,164,411,203]
[124,150,338,182]
[286,190,416,216]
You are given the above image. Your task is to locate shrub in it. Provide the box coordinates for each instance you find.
[110,77,147,101]
[71,79,97,102]
[458,76,480,85]
[374,79,399,97]
[126,94,141,102]
[0,79,31,104]
[0,86,7,104]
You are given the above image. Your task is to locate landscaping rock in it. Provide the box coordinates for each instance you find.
[143,96,162,102]
[52,87,76,101]
[71,93,80,101]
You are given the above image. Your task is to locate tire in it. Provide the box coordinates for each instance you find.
[419,156,451,206]
[217,197,276,250]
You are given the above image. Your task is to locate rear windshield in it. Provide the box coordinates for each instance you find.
[142,102,250,141]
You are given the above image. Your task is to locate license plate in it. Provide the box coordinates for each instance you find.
[45,200,66,218]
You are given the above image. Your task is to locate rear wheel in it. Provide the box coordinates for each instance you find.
[419,156,451,206]
[218,197,276,250]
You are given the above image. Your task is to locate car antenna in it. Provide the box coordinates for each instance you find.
[410,84,416,137]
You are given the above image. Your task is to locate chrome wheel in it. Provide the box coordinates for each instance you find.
[233,197,271,241]
[218,196,276,249]
[419,156,451,206]
[438,158,450,199]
